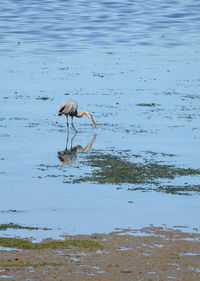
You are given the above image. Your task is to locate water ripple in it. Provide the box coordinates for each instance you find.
[1,0,200,54]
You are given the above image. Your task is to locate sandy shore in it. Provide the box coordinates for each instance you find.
[0,226,199,280]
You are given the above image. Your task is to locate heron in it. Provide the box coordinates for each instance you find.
[58,100,97,132]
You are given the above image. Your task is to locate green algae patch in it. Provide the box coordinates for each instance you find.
[128,184,200,195]
[0,237,102,250]
[0,237,34,249]
[0,262,64,267]
[157,184,200,195]
[73,153,200,195]
[75,153,200,184]
[142,256,166,260]
[0,223,51,231]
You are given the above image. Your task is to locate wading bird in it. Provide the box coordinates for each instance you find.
[58,100,97,132]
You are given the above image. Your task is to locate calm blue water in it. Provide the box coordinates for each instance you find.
[1,0,200,54]
[0,0,200,240]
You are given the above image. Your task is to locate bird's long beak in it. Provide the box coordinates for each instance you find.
[84,112,98,128]
[89,114,98,128]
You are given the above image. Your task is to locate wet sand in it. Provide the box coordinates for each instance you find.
[0,226,199,280]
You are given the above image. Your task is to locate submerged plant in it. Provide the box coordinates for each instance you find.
[0,237,102,250]
[73,152,200,195]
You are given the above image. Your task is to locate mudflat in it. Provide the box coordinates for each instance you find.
[0,226,199,281]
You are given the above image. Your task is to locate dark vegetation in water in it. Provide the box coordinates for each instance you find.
[128,184,200,196]
[36,150,200,195]
[157,184,200,195]
[72,152,200,195]
[0,237,102,250]
[0,223,51,231]
[0,209,22,213]
[136,103,159,107]
[35,96,53,101]
[0,262,65,267]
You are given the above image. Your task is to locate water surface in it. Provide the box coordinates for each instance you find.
[0,0,200,239]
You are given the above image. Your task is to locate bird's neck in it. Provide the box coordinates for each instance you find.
[76,111,97,128]
[76,111,85,118]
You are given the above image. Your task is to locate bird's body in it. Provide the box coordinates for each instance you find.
[58,100,97,131]
[58,100,78,117]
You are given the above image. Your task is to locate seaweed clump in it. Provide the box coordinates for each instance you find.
[0,237,102,250]
[0,223,51,231]
[75,153,200,184]
[73,153,200,195]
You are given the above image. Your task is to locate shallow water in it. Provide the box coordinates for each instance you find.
[0,0,200,239]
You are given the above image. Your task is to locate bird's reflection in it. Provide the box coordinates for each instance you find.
[57,132,96,165]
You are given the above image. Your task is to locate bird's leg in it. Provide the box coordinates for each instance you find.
[66,115,69,129]
[71,117,78,133]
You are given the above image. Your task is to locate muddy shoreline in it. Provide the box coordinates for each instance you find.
[0,226,199,280]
